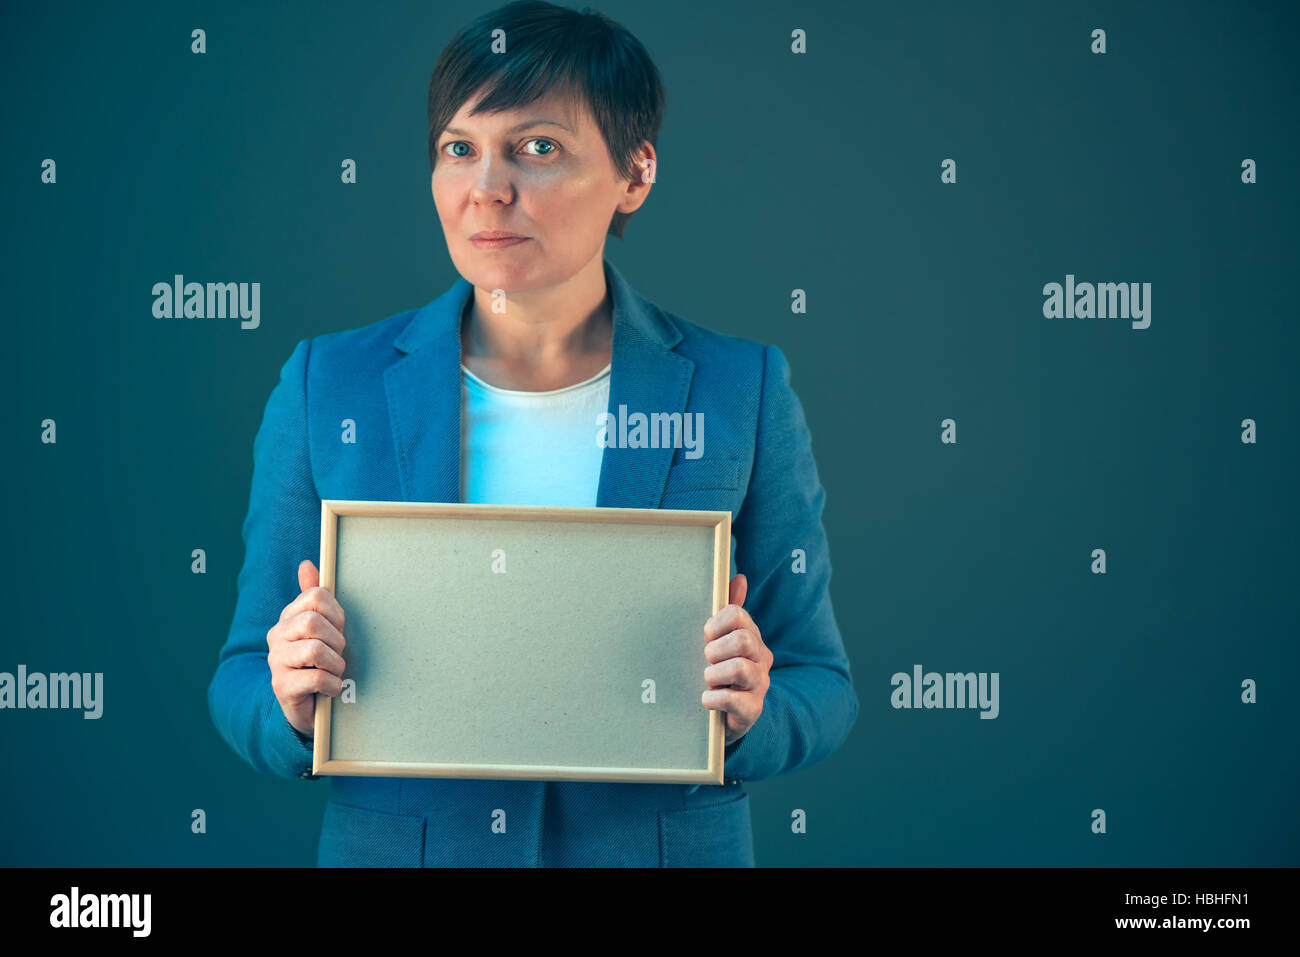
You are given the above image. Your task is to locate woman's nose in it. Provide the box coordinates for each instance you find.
[470,161,514,203]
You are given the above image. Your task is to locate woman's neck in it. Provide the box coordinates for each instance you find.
[459,286,612,392]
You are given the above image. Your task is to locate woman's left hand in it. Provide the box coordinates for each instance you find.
[702,573,773,746]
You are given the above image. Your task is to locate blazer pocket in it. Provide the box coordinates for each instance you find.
[316,801,426,868]
[658,790,755,867]
[663,457,741,494]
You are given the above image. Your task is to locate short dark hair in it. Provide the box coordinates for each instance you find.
[427,0,666,240]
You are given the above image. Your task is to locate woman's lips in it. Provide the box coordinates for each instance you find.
[471,236,529,249]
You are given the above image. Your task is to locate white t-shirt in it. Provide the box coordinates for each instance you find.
[459,362,611,506]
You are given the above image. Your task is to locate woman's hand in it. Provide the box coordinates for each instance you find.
[267,559,348,738]
[702,573,773,746]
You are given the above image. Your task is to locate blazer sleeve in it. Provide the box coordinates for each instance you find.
[207,338,321,781]
[723,344,861,783]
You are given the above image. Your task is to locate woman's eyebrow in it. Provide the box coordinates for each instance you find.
[443,119,573,136]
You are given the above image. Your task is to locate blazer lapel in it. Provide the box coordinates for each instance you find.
[595,261,694,509]
[384,256,694,509]
[384,283,468,505]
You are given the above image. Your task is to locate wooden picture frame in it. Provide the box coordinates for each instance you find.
[311,499,731,784]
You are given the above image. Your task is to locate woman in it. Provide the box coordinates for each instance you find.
[207,0,859,867]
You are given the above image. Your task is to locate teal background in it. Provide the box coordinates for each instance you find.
[3,0,1297,865]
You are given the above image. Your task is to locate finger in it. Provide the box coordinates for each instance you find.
[704,603,757,642]
[280,582,346,636]
[704,628,764,665]
[279,666,344,700]
[287,636,347,677]
[298,559,318,595]
[728,573,747,608]
[701,687,758,725]
[282,609,347,656]
[704,656,760,691]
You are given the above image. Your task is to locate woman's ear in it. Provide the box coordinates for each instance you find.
[617,142,656,215]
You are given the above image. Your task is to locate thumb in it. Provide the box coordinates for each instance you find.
[729,572,747,608]
[298,559,319,594]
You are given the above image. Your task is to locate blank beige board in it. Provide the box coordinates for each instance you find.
[313,501,728,784]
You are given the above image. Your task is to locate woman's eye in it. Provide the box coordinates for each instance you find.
[523,138,557,156]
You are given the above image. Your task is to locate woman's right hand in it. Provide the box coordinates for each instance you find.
[267,559,348,738]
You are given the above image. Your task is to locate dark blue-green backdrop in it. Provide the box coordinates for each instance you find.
[4,0,1297,866]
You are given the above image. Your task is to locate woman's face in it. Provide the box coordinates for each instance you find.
[431,85,649,293]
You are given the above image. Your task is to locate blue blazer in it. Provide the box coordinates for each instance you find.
[208,256,859,867]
